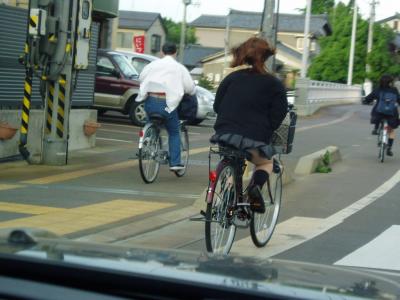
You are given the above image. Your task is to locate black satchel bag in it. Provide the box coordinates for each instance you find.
[177,94,198,120]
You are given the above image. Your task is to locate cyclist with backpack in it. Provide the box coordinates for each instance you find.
[363,74,400,156]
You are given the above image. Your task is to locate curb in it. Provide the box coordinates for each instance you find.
[294,146,341,175]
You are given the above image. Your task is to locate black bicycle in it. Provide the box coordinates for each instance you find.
[198,106,297,254]
[377,118,389,163]
[138,114,189,183]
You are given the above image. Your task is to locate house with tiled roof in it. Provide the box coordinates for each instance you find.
[189,10,332,87]
[377,13,400,33]
[189,10,331,53]
[116,11,167,56]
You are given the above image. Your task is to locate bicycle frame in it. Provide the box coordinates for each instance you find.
[206,147,247,205]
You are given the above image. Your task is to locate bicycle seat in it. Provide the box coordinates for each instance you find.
[149,113,167,125]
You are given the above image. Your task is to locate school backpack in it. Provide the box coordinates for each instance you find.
[376,91,398,116]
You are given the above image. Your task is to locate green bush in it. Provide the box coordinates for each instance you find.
[315,150,332,173]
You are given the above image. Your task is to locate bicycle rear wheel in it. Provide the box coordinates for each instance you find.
[174,125,189,177]
[205,163,237,254]
[250,163,282,247]
[378,127,386,163]
[139,125,161,183]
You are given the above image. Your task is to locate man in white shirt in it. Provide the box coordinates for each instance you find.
[136,42,196,171]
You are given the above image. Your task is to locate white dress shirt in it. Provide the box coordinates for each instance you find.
[136,55,196,113]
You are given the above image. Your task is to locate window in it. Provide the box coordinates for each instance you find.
[151,34,161,53]
[117,32,134,49]
[131,58,151,74]
[394,20,399,31]
[96,56,116,77]
[296,37,316,51]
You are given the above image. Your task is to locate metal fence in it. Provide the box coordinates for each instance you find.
[0,5,98,109]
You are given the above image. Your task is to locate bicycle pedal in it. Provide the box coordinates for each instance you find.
[200,210,206,217]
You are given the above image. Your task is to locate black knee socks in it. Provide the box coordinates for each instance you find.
[388,138,394,148]
[253,170,269,187]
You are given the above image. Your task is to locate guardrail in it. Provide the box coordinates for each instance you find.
[294,78,362,116]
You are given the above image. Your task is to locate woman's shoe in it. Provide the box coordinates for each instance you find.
[387,148,393,156]
[247,185,266,213]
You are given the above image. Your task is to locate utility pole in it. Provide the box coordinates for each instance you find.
[260,0,275,72]
[179,0,191,63]
[364,0,376,94]
[347,0,358,86]
[223,9,231,69]
[300,0,312,78]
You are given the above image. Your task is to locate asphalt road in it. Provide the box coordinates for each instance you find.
[1,104,400,277]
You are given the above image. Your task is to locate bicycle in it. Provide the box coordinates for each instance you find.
[377,119,389,163]
[138,114,189,183]
[197,106,297,255]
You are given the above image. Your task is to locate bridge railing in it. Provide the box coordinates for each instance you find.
[294,78,362,116]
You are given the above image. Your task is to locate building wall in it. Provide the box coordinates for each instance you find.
[385,19,400,33]
[116,28,146,51]
[145,18,166,57]
[116,19,165,56]
[195,27,315,53]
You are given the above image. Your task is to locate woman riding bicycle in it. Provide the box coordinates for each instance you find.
[210,37,288,213]
[363,74,400,156]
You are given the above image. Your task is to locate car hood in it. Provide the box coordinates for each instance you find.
[0,228,399,299]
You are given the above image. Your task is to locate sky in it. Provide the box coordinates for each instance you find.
[119,0,399,23]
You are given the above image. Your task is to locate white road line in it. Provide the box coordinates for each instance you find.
[96,137,134,143]
[232,169,400,259]
[334,225,400,271]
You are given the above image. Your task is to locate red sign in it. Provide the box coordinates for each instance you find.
[133,35,145,53]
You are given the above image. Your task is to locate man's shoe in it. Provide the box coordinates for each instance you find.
[387,148,394,156]
[247,185,266,214]
[372,129,378,135]
[170,164,185,171]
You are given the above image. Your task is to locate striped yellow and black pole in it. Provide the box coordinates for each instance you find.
[19,67,33,160]
[56,74,67,138]
[45,81,55,134]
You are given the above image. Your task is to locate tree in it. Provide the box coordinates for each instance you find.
[367,25,400,84]
[298,0,335,14]
[162,18,197,45]
[308,2,399,85]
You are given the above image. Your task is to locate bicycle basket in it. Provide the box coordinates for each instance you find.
[271,110,297,154]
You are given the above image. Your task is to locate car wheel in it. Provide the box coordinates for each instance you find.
[186,118,205,126]
[129,101,147,127]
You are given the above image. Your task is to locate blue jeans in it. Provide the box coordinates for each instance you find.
[144,96,181,166]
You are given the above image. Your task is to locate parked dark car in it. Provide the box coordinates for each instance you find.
[93,49,146,126]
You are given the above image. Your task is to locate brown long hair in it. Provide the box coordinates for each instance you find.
[230,37,276,74]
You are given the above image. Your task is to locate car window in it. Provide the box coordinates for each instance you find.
[96,56,116,77]
[131,57,151,74]
[112,54,139,79]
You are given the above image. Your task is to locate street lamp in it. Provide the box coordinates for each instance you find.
[179,0,192,63]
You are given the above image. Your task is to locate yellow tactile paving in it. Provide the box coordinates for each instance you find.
[20,146,210,185]
[0,199,175,235]
[22,160,138,185]
[0,202,65,215]
[0,184,24,191]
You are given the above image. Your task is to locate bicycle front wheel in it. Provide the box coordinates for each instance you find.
[205,163,237,254]
[139,125,161,183]
[174,125,189,177]
[250,163,282,247]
